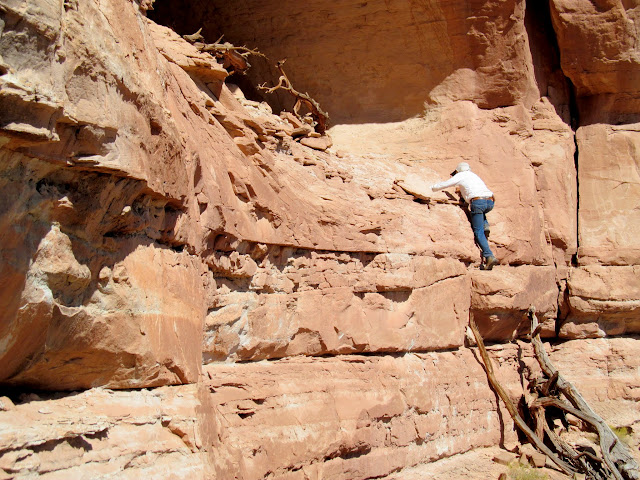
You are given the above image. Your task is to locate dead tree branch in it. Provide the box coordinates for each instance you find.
[183,30,265,75]
[258,59,329,134]
[468,316,575,476]
[182,28,205,43]
[471,307,639,479]
[527,307,640,480]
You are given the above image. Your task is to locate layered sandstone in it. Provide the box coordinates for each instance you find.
[1,0,639,478]
[2,339,638,479]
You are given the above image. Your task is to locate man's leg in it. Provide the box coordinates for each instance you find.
[483,200,494,237]
[470,200,495,259]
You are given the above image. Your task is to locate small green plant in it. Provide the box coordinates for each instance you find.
[507,462,549,480]
[611,425,632,446]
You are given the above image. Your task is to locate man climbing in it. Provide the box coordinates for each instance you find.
[431,162,499,270]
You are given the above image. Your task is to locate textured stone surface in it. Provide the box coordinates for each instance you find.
[551,337,640,404]
[471,266,559,341]
[0,4,585,385]
[202,351,522,480]
[1,0,640,478]
[0,385,216,479]
[2,339,638,479]
[0,151,207,389]
[205,254,470,362]
[576,123,640,266]
[550,0,640,124]
[329,99,577,268]
[150,0,540,123]
[561,265,640,339]
[378,447,570,480]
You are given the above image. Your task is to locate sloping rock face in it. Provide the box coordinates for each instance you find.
[1,0,639,478]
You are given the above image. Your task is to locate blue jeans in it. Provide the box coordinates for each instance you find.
[469,199,494,258]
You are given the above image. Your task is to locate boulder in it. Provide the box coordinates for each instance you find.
[299,134,333,151]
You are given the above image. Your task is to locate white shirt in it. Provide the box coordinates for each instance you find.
[431,170,493,203]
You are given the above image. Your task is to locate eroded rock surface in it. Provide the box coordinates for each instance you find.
[150,0,541,124]
[1,0,640,478]
[550,0,640,124]
[2,340,638,479]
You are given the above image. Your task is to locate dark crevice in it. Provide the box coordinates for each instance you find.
[566,76,581,132]
[525,0,572,124]
[207,347,467,367]
[573,129,580,250]
[324,443,372,462]
[526,1,582,339]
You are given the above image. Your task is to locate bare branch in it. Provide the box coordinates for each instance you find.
[182,28,204,43]
[528,307,639,480]
[468,316,575,476]
[182,28,265,75]
[258,59,329,134]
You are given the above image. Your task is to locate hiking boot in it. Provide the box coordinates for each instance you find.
[484,256,499,270]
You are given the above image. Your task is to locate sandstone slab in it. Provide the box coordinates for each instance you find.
[201,339,640,480]
[1,338,639,479]
[330,101,578,267]
[525,98,577,264]
[561,265,640,339]
[299,134,333,151]
[202,351,521,480]
[471,266,559,341]
[576,124,640,265]
[0,385,214,479]
[1,224,206,390]
[146,19,228,83]
[550,337,640,410]
[204,255,470,362]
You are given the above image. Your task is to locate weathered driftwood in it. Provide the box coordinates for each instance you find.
[470,309,640,480]
[258,59,329,134]
[468,316,575,476]
[528,307,640,480]
[183,30,265,74]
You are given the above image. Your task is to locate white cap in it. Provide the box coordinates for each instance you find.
[456,162,470,173]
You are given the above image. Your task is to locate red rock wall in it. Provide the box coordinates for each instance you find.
[151,0,540,124]
[550,0,640,124]
[1,0,639,478]
[2,339,639,478]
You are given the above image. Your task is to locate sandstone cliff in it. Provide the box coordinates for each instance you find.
[0,0,639,478]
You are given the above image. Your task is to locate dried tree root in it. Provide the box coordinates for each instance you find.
[527,307,640,480]
[468,316,575,476]
[258,59,329,134]
[471,308,640,479]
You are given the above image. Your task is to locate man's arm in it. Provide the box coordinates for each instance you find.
[431,173,461,192]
